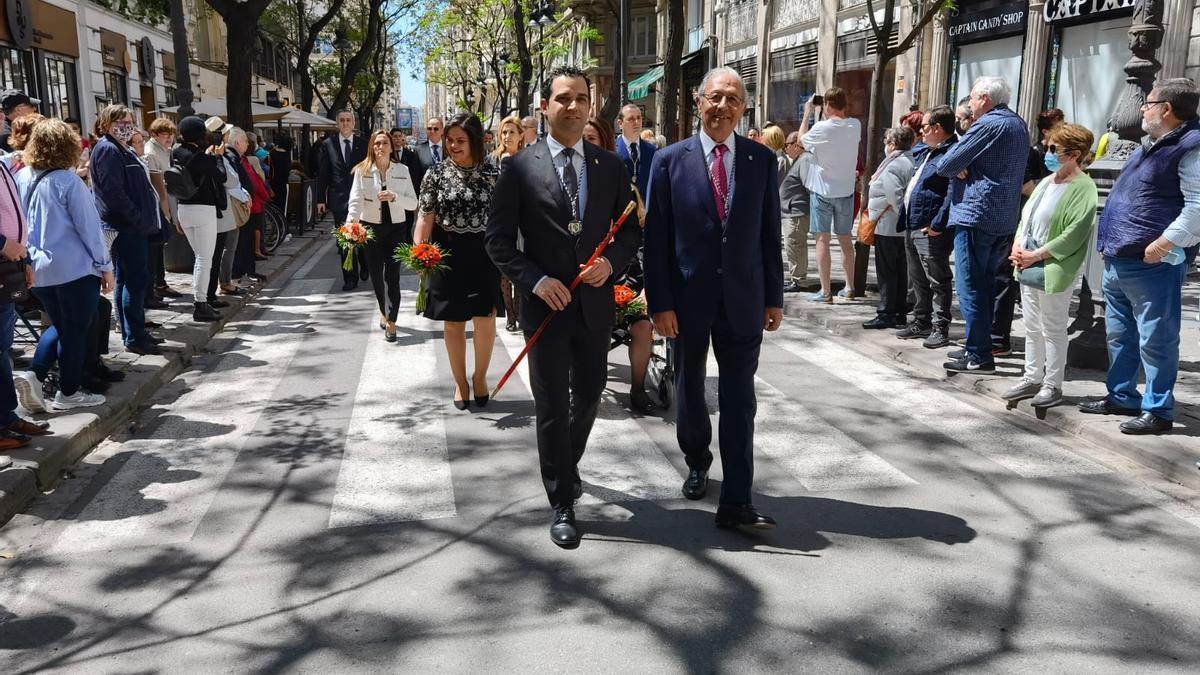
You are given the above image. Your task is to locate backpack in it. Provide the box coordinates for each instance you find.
[164,153,199,200]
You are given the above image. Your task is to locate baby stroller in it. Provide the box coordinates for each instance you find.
[610,320,675,410]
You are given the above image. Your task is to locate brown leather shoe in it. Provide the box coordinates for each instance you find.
[0,431,30,450]
[8,418,50,436]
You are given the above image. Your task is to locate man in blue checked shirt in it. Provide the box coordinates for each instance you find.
[935,76,1029,372]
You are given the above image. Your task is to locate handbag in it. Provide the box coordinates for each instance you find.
[856,204,890,247]
[228,191,251,227]
[1016,183,1051,290]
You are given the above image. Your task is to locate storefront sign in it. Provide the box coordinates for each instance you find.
[4,0,33,49]
[947,2,1027,43]
[1044,0,1135,24]
[100,29,129,70]
[137,37,155,83]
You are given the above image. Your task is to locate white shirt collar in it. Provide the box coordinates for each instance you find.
[699,128,735,158]
[621,133,640,148]
[339,133,354,143]
[545,133,585,160]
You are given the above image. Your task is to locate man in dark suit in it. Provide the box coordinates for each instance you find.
[486,66,640,549]
[615,103,656,200]
[408,117,444,197]
[643,66,784,530]
[316,109,368,290]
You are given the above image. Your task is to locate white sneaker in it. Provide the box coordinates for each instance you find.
[13,371,46,413]
[51,390,106,411]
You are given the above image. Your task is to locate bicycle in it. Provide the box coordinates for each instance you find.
[261,202,286,253]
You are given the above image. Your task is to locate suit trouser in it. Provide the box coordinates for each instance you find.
[674,302,762,505]
[526,313,610,509]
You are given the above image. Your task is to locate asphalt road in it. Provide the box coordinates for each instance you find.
[2,240,1199,673]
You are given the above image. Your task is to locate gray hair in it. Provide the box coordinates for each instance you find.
[224,126,248,146]
[884,125,916,151]
[971,76,1012,107]
[1154,77,1199,121]
[246,131,257,145]
[698,66,746,100]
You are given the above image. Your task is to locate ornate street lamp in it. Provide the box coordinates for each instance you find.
[528,1,556,138]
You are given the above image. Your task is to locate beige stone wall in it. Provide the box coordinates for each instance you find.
[1188,5,1200,83]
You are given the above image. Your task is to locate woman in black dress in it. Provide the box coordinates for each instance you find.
[413,113,502,409]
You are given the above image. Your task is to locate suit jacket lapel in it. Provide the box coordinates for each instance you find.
[688,136,720,223]
[728,139,752,227]
[580,143,608,251]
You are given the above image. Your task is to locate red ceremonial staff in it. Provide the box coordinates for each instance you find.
[491,200,639,400]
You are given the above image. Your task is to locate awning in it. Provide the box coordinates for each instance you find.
[274,108,339,129]
[628,65,665,100]
[156,100,290,122]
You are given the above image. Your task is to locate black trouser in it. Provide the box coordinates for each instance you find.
[86,296,112,370]
[145,241,166,304]
[906,228,955,329]
[992,233,1018,347]
[674,300,762,506]
[207,231,230,300]
[853,241,871,294]
[234,213,261,279]
[873,235,908,320]
[526,309,610,509]
[363,221,407,322]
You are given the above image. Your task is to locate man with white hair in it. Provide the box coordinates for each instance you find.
[935,76,1029,372]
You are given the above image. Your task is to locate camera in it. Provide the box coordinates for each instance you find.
[811,94,824,107]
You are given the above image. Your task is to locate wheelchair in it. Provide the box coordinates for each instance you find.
[610,317,675,410]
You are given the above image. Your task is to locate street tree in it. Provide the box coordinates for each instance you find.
[259,0,349,115]
[861,0,955,185]
[660,0,685,142]
[205,0,275,129]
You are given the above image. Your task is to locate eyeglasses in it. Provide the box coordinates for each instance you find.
[1141,100,1168,110]
[426,126,441,131]
[701,93,744,107]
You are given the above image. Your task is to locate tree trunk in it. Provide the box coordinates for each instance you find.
[513,2,533,115]
[327,0,385,117]
[862,49,890,190]
[206,0,273,129]
[598,8,625,123]
[662,0,685,142]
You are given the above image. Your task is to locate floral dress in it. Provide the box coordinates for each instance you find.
[418,159,503,321]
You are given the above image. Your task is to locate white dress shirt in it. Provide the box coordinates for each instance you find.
[544,132,588,217]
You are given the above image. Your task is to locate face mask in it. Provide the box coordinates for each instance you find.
[1044,153,1062,172]
[111,124,134,142]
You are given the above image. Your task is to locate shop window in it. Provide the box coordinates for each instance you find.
[768,44,818,130]
[164,85,177,107]
[631,14,657,58]
[725,0,757,46]
[1052,16,1132,144]
[951,36,1024,112]
[0,46,30,92]
[103,69,128,105]
[41,54,79,121]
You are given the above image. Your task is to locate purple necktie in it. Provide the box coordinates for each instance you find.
[710,143,729,221]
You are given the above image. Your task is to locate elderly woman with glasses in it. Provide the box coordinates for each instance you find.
[862,126,916,330]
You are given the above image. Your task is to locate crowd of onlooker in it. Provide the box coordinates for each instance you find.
[769,75,1200,436]
[0,88,289,451]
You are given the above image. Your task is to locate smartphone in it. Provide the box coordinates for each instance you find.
[811,94,824,107]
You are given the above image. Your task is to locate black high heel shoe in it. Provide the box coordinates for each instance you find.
[453,384,470,410]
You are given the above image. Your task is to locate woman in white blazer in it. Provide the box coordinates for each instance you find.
[347,129,419,341]
[862,125,916,330]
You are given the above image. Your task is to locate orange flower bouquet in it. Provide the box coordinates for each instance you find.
[332,221,374,271]
[395,242,451,314]
[613,284,646,324]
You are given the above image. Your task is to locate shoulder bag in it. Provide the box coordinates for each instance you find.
[856,204,890,247]
[1,168,61,303]
[1017,184,1052,291]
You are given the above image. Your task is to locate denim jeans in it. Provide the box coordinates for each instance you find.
[954,227,1011,363]
[32,275,101,396]
[112,231,151,346]
[1102,256,1186,420]
[809,194,855,236]
[0,302,18,425]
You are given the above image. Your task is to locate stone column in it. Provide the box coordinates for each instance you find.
[1017,0,1050,136]
[926,17,949,106]
[758,0,772,123]
[816,0,839,92]
[1159,0,1195,78]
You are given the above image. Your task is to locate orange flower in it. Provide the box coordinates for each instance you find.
[613,284,635,305]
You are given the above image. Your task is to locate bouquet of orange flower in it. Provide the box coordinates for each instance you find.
[613,284,646,324]
[395,242,451,314]
[332,221,374,271]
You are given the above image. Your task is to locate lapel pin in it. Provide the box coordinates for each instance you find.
[593,158,599,165]
[748,155,754,161]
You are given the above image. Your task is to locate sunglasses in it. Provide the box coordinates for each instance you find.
[426,126,441,131]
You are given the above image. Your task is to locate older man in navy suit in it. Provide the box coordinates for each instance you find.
[643,67,784,530]
[615,103,656,199]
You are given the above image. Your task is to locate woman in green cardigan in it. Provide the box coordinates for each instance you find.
[1003,123,1099,408]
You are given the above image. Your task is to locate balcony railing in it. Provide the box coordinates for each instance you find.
[687,25,706,53]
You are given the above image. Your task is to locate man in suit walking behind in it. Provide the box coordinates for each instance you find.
[615,103,656,200]
[316,110,368,290]
[644,66,785,530]
[486,66,640,548]
[409,117,445,195]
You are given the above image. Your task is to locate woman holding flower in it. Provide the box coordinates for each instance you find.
[613,253,656,413]
[414,113,502,409]
[347,129,419,341]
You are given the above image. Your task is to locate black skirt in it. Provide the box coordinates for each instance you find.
[422,227,504,321]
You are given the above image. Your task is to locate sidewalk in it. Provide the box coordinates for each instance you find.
[780,238,1200,491]
[0,229,325,526]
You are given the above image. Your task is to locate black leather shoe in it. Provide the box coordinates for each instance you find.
[143,298,169,310]
[943,356,995,373]
[207,297,230,309]
[126,342,162,356]
[1120,412,1173,435]
[156,285,183,298]
[145,334,166,345]
[341,280,357,292]
[715,504,777,530]
[682,468,708,500]
[862,315,894,330]
[1077,399,1141,416]
[193,302,221,323]
[360,265,370,282]
[144,320,163,329]
[630,387,656,414]
[550,506,580,548]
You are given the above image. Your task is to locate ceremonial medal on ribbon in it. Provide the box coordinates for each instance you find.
[568,220,583,236]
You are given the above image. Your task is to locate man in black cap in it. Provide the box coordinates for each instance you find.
[0,90,39,153]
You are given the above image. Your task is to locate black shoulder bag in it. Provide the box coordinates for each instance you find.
[0,169,63,304]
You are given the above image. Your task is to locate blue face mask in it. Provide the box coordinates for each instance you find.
[1044,152,1062,172]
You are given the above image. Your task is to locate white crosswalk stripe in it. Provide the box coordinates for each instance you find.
[494,327,684,504]
[771,327,1113,478]
[47,278,332,552]
[328,300,457,528]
